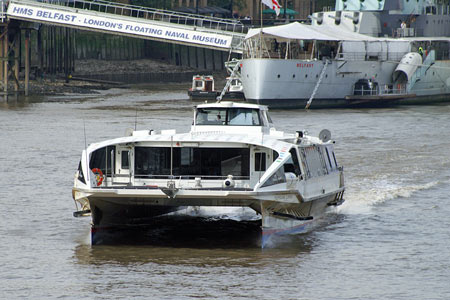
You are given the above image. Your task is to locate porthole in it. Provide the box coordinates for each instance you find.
[305,74,308,78]
[316,74,319,78]
[293,74,295,78]
[277,74,280,78]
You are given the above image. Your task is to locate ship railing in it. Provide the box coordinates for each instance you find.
[133,174,250,180]
[394,28,415,38]
[352,83,408,96]
[336,52,406,62]
[32,0,246,34]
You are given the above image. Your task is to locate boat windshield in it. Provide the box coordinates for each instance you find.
[196,108,261,126]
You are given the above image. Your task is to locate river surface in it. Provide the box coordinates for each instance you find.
[1,84,450,299]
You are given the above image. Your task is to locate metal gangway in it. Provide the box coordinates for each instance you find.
[5,0,246,53]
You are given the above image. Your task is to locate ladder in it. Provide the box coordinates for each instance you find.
[305,59,329,109]
[216,59,241,102]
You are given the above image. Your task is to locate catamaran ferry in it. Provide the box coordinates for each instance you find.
[72,102,345,246]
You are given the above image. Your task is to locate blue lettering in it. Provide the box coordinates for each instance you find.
[13,7,33,16]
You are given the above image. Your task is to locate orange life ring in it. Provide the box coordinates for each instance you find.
[92,168,104,186]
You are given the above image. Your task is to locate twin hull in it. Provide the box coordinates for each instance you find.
[77,181,342,246]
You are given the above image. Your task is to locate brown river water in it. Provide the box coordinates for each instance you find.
[1,84,450,299]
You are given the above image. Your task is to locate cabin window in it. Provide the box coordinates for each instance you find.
[196,108,261,126]
[134,147,250,179]
[261,167,286,187]
[121,151,129,169]
[89,146,115,175]
[285,148,302,176]
[300,146,327,179]
[77,161,86,184]
[255,152,266,171]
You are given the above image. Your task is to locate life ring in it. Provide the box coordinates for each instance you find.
[92,168,104,186]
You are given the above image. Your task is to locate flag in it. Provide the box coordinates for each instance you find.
[262,0,282,16]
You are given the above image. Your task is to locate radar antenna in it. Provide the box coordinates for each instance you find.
[319,129,331,142]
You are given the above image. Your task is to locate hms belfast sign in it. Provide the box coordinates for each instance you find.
[7,3,233,49]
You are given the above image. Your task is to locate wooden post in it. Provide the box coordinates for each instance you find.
[25,30,30,96]
[64,28,68,82]
[0,27,4,81]
[4,30,8,93]
[14,30,20,92]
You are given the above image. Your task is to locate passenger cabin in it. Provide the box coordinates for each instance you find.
[82,103,341,193]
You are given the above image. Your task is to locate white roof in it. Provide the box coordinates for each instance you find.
[196,101,268,111]
[245,22,382,42]
[87,131,294,154]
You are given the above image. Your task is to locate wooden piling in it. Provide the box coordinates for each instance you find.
[3,30,8,93]
[25,30,30,96]
[13,30,20,92]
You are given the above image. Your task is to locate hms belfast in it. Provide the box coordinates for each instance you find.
[240,0,450,108]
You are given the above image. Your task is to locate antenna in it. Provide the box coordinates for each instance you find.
[134,109,138,131]
[83,120,90,183]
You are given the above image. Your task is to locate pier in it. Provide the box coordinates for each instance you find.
[0,0,246,96]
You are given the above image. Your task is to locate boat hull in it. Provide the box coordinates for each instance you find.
[260,194,336,247]
[247,93,450,109]
[81,186,343,246]
[241,58,450,109]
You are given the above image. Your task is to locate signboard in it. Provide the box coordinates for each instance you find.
[7,3,233,49]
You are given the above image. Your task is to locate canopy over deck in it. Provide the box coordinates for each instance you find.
[245,22,382,42]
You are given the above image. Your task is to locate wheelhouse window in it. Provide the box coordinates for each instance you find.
[135,147,250,179]
[300,146,328,178]
[196,107,261,126]
[284,148,302,177]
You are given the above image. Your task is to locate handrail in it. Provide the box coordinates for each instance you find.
[31,0,246,34]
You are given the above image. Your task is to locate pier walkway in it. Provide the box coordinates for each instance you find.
[5,0,246,53]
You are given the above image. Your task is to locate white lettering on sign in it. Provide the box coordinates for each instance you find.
[7,3,232,48]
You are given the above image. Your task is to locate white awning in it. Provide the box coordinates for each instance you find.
[245,22,384,42]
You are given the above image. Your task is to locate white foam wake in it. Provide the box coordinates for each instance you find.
[339,180,440,214]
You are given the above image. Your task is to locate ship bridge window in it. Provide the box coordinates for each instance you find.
[284,148,302,176]
[135,147,249,179]
[196,108,261,126]
[89,146,115,176]
[300,146,328,179]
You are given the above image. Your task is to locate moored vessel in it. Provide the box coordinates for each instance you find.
[72,101,345,246]
[240,0,450,108]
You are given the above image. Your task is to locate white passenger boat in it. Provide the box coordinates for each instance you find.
[240,0,450,108]
[72,102,345,246]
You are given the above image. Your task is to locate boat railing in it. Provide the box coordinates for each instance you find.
[352,83,408,96]
[133,174,250,180]
[394,28,416,38]
[32,0,246,34]
[336,52,405,62]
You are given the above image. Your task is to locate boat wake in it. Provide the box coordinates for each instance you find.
[339,180,440,214]
[171,206,261,221]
